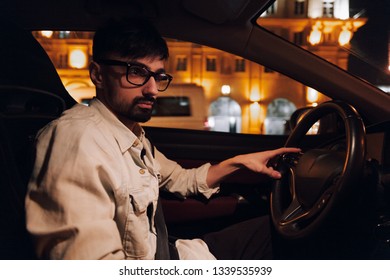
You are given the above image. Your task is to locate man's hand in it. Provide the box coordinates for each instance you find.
[233,147,301,179]
[206,147,301,187]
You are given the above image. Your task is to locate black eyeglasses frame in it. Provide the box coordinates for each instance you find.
[95,59,173,92]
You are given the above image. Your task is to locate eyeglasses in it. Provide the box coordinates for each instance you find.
[96,59,173,92]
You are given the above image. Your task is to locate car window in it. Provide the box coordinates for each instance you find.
[32,0,389,135]
[33,30,324,135]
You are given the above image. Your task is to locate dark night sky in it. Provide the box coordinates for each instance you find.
[348,0,390,84]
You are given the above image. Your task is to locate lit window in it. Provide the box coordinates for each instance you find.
[40,30,53,38]
[208,96,242,133]
[206,57,217,71]
[59,31,71,39]
[265,98,297,135]
[323,0,334,18]
[235,58,246,72]
[176,56,187,71]
[294,0,305,15]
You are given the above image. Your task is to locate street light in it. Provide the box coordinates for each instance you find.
[338,25,353,46]
[69,48,88,69]
[221,85,231,95]
[309,23,322,46]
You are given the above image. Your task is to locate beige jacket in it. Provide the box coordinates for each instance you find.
[25,98,218,259]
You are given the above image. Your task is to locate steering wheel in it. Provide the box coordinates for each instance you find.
[270,101,366,239]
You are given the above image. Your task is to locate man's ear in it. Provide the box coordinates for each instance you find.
[89,61,103,88]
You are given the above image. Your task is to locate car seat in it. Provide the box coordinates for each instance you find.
[0,19,76,259]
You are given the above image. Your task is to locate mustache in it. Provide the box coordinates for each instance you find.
[134,96,156,105]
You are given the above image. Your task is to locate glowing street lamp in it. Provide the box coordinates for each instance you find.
[69,49,88,69]
[309,23,322,46]
[221,84,231,95]
[307,87,319,105]
[338,25,353,46]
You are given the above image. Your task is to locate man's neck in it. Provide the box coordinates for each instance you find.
[95,96,141,136]
[116,115,143,137]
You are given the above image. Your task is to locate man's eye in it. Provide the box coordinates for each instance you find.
[156,74,169,81]
[129,66,148,77]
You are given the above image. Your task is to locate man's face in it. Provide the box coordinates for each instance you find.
[96,56,165,124]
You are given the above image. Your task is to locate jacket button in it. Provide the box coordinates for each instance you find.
[139,169,146,174]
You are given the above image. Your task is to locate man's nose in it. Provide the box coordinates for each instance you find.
[143,76,159,96]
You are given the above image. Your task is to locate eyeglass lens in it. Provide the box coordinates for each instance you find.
[127,65,171,91]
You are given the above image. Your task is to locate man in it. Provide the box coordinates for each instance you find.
[25,19,300,260]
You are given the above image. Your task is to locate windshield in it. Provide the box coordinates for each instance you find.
[256,0,390,93]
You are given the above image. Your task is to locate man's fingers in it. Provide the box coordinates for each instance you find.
[264,166,282,179]
[270,147,301,157]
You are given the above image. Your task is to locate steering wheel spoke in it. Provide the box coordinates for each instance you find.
[279,197,305,225]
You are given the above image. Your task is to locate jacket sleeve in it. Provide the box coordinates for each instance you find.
[154,146,219,199]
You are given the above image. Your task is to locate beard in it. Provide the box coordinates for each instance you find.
[116,96,156,123]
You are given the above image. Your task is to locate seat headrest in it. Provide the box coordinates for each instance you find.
[0,19,76,109]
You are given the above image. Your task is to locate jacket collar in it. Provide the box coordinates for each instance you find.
[89,98,145,153]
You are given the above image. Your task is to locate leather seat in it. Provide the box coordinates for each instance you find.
[0,19,76,259]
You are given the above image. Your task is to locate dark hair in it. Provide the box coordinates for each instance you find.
[92,18,169,61]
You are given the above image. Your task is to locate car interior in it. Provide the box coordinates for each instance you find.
[0,0,389,260]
